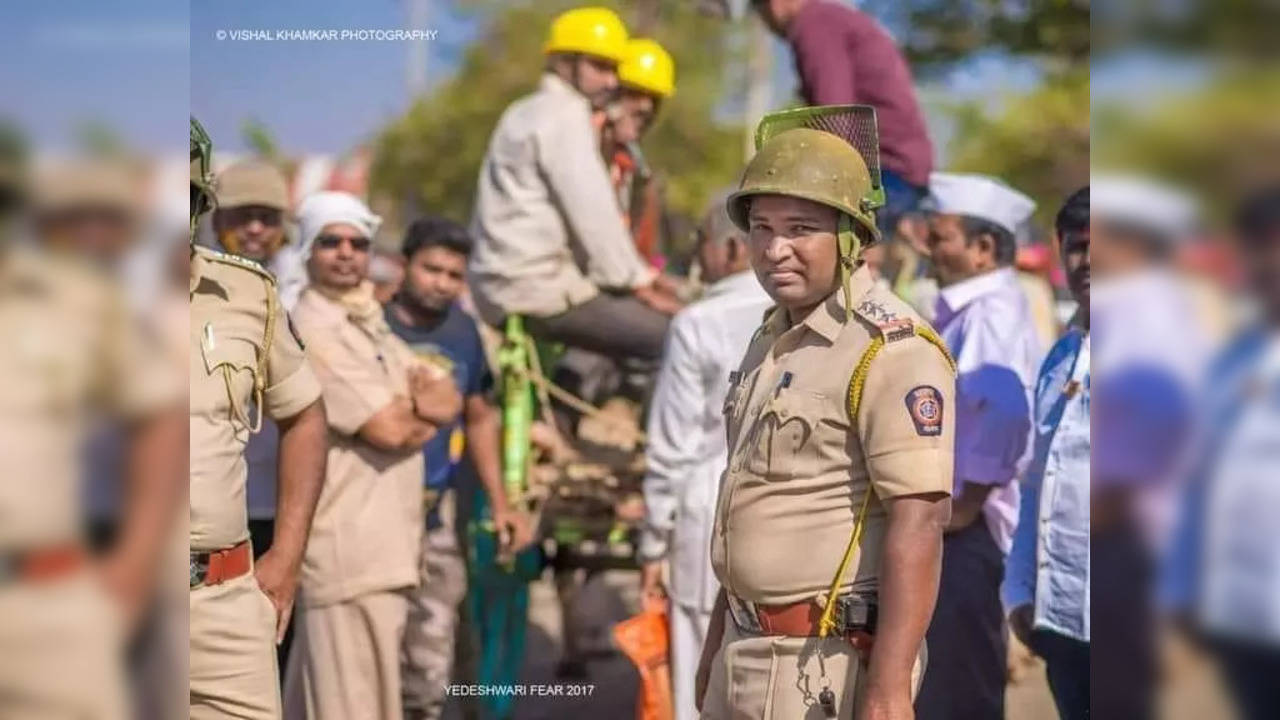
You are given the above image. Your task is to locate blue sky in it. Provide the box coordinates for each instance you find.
[2,1,1205,159]
[0,0,188,152]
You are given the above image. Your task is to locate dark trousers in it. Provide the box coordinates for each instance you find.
[1031,630,1090,720]
[1091,522,1154,720]
[1212,636,1280,720]
[915,520,1007,720]
[526,292,669,363]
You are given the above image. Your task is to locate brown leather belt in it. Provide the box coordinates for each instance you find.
[728,595,876,659]
[190,540,252,589]
[0,545,86,584]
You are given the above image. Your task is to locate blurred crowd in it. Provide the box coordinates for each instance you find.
[1,2,1279,720]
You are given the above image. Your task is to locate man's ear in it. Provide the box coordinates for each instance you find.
[974,232,998,262]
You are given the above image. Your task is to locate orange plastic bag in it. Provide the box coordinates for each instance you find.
[613,597,674,720]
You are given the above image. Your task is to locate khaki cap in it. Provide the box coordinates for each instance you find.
[33,160,142,216]
[216,160,289,210]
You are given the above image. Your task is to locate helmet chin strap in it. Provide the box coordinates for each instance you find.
[837,214,861,321]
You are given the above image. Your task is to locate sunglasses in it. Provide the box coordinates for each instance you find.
[314,234,371,252]
[222,205,283,228]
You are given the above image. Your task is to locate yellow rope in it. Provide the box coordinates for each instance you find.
[509,358,649,445]
[817,326,955,638]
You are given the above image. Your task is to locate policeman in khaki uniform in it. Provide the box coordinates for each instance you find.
[188,118,329,720]
[696,115,956,720]
[212,159,291,267]
[0,155,184,720]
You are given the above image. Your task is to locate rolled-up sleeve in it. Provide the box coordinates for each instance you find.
[954,315,1032,486]
[858,337,956,499]
[264,299,321,421]
[538,103,654,291]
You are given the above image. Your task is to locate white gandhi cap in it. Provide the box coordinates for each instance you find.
[921,172,1037,235]
[1091,174,1198,243]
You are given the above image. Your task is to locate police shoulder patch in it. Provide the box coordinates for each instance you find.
[904,385,944,436]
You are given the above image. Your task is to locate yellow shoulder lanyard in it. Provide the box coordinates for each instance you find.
[817,325,955,638]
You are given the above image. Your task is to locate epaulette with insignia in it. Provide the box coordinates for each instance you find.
[196,245,277,284]
[853,297,915,343]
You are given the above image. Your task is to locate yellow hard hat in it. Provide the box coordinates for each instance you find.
[544,7,629,64]
[619,38,675,98]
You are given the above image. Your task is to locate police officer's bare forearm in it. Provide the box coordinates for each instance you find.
[860,493,949,719]
[259,398,328,643]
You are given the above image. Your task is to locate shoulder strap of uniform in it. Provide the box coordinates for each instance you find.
[816,311,956,639]
[195,245,278,284]
[195,246,276,425]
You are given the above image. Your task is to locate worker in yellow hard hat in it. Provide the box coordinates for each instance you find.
[617,37,674,135]
[543,6,630,109]
[600,38,676,268]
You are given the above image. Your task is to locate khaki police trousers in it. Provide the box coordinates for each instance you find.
[0,572,127,720]
[283,589,411,720]
[401,494,468,718]
[190,572,282,720]
[700,611,926,720]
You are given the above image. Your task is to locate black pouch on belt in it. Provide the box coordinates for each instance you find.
[835,591,879,635]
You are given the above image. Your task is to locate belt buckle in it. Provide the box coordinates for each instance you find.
[189,554,209,589]
[726,594,764,635]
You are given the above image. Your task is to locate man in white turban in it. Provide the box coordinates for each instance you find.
[281,191,462,720]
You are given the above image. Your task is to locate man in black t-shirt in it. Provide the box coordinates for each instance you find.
[387,217,534,720]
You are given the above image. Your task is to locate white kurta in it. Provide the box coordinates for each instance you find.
[639,270,771,720]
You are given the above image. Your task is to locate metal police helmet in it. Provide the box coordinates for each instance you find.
[726,127,877,241]
[190,116,216,227]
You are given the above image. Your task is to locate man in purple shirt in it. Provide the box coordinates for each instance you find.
[752,0,935,237]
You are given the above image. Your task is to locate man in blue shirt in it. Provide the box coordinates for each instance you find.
[1163,186,1280,720]
[385,216,532,720]
[1002,187,1091,719]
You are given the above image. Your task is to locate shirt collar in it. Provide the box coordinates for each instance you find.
[937,266,1016,317]
[189,247,206,296]
[770,263,874,344]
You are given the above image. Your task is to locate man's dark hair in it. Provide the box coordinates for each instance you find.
[961,216,1016,265]
[402,216,472,260]
[1235,184,1280,240]
[1056,186,1089,236]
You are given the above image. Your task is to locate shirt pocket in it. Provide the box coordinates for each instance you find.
[201,335,261,431]
[743,390,821,481]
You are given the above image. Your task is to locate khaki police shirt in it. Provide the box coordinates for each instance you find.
[291,286,425,607]
[710,264,955,605]
[190,245,321,552]
[0,246,179,549]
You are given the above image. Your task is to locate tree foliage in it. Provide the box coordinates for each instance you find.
[1093,67,1280,222]
[370,0,744,235]
[897,0,1090,72]
[944,70,1089,227]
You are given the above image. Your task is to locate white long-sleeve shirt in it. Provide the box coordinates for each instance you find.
[640,271,773,611]
[468,73,654,325]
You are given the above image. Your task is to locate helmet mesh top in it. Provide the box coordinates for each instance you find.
[755,105,885,210]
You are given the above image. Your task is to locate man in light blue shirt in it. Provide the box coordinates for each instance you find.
[1163,185,1280,720]
[916,173,1041,720]
[1003,187,1090,720]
